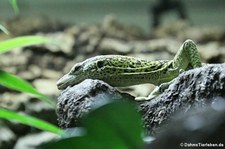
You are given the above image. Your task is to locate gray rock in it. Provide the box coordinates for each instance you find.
[99,38,133,54]
[152,21,225,43]
[33,79,60,96]
[3,15,67,36]
[138,64,225,134]
[0,48,29,68]
[56,79,134,128]
[0,93,30,111]
[14,132,59,149]
[37,32,75,55]
[0,125,16,149]
[102,15,146,40]
[145,98,225,149]
[0,93,57,136]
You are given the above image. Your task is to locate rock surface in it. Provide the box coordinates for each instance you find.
[139,64,225,134]
[145,97,225,149]
[56,79,134,128]
[0,125,16,149]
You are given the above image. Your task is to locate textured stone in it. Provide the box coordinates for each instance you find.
[33,79,59,96]
[56,79,134,128]
[138,64,225,134]
[0,125,16,149]
[146,98,225,149]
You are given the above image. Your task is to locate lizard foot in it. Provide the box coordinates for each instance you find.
[135,86,160,101]
[134,80,173,101]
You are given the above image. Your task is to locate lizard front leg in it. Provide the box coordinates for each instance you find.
[135,80,173,100]
[135,39,202,101]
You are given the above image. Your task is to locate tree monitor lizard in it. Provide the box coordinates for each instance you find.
[57,39,202,100]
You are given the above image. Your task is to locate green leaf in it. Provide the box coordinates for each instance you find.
[0,108,64,135]
[9,0,19,14]
[0,36,49,54]
[83,101,144,149]
[0,70,55,106]
[40,101,144,149]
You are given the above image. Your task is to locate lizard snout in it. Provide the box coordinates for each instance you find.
[56,74,76,90]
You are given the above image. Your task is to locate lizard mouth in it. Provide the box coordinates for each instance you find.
[56,74,76,90]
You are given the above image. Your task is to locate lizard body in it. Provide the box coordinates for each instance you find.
[57,39,202,100]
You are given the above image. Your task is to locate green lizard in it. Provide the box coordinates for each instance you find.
[57,39,202,100]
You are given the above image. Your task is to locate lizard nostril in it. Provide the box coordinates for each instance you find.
[56,80,61,86]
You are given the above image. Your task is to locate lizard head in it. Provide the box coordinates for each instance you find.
[56,56,103,90]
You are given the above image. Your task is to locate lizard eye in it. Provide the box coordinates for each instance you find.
[70,64,81,74]
[74,65,81,71]
[96,60,104,68]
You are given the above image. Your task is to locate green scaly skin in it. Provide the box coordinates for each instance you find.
[57,39,202,100]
